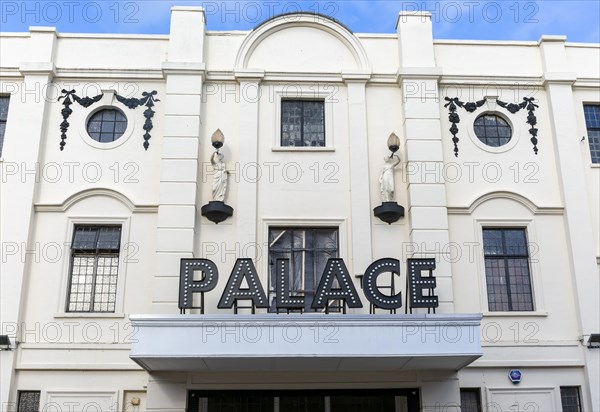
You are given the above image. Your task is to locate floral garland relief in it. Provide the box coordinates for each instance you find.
[444,97,539,157]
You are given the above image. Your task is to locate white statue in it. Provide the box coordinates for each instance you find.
[380,154,401,202]
[211,151,228,202]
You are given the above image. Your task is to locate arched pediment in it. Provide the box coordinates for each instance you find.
[235,13,371,73]
[34,188,158,213]
[447,191,563,216]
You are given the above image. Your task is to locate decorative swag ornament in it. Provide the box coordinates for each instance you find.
[115,90,160,151]
[58,89,103,151]
[58,89,160,150]
[444,96,539,157]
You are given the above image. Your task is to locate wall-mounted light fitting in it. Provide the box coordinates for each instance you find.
[202,129,234,224]
[211,128,224,150]
[588,334,600,348]
[0,335,12,351]
[374,133,405,224]
[387,132,400,155]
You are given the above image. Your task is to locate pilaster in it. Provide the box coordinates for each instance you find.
[234,70,264,252]
[539,35,599,410]
[344,75,373,278]
[152,8,206,314]
[0,26,57,410]
[397,12,454,313]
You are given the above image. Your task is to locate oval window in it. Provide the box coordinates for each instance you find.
[86,108,128,143]
[474,114,512,147]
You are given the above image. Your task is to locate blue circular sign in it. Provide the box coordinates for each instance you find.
[508,369,522,384]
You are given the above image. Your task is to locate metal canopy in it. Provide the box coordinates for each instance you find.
[129,314,482,372]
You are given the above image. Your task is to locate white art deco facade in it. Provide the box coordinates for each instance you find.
[1,7,599,412]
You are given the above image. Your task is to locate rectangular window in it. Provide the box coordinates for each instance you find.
[560,387,582,412]
[460,389,482,412]
[281,100,325,147]
[0,96,10,156]
[67,225,122,312]
[18,391,40,412]
[483,228,534,311]
[268,227,338,312]
[584,105,600,163]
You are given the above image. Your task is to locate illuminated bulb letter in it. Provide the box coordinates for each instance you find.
[311,258,363,310]
[362,258,403,310]
[218,259,270,309]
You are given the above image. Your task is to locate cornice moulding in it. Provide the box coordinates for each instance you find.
[542,72,577,85]
[234,69,266,81]
[398,67,443,80]
[162,61,206,77]
[18,62,56,77]
[439,75,543,86]
[341,71,372,82]
[56,68,164,80]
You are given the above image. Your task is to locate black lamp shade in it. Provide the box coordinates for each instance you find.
[211,129,225,149]
[387,133,400,153]
[0,335,11,350]
[588,334,600,347]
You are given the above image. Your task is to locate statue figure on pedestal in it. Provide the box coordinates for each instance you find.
[380,154,401,202]
[373,133,405,225]
[211,151,228,202]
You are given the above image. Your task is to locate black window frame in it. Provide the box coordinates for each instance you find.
[483,227,534,312]
[473,113,512,147]
[280,99,326,147]
[66,225,122,313]
[268,227,339,312]
[583,104,600,164]
[460,388,482,412]
[560,386,582,412]
[0,95,10,156]
[17,390,41,412]
[86,107,128,143]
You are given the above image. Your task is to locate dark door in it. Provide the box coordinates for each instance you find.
[187,389,420,412]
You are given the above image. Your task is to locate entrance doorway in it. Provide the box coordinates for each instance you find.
[187,389,420,412]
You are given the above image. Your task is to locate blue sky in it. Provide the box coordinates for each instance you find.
[1,0,599,43]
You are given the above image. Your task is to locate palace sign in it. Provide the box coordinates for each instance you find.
[179,258,438,312]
